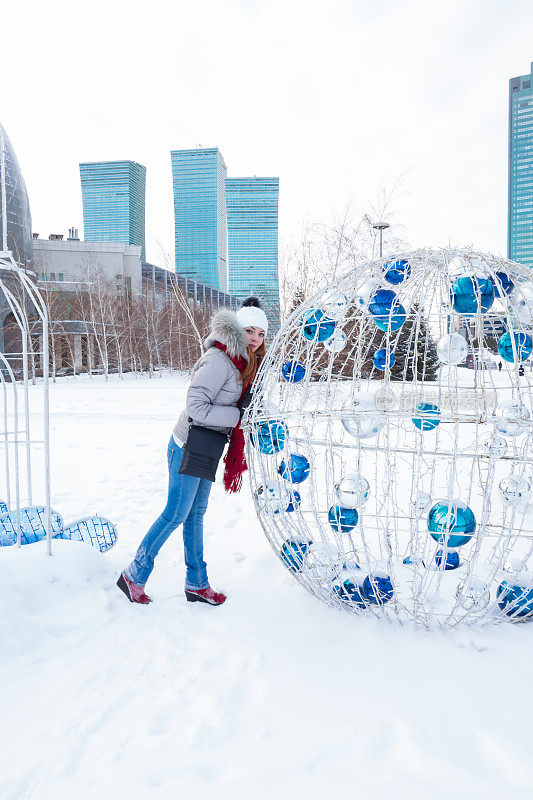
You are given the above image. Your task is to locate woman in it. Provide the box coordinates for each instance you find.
[117,297,268,606]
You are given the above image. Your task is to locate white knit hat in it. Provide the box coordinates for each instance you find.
[235,296,268,334]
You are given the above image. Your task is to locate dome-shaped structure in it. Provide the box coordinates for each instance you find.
[0,122,32,267]
[246,248,533,628]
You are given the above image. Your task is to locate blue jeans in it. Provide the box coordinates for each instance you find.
[125,437,213,590]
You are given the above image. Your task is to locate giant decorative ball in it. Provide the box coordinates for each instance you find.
[246,247,533,627]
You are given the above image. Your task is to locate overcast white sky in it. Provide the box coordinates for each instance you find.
[3,0,532,265]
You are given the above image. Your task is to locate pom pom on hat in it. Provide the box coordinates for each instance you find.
[235,296,268,334]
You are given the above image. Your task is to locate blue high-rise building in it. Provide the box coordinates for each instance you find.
[226,177,280,334]
[508,62,533,268]
[79,161,146,261]
[171,148,228,291]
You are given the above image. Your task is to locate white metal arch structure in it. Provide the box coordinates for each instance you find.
[0,127,51,553]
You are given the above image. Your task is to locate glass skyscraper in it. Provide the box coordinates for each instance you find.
[171,148,228,291]
[508,62,533,268]
[226,177,280,334]
[79,161,146,261]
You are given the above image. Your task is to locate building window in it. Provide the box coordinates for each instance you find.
[50,273,55,281]
[524,80,531,89]
[58,273,64,282]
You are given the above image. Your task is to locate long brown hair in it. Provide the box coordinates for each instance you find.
[241,341,266,388]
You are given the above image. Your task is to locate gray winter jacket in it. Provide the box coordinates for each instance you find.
[173,310,249,445]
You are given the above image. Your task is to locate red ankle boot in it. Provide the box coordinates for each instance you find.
[185,586,226,605]
[117,572,152,604]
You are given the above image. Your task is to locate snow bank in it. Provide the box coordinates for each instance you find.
[1,373,533,799]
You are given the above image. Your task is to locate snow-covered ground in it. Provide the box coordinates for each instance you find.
[2,372,533,799]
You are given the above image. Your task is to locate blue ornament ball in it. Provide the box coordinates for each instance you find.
[285,490,301,513]
[280,539,312,572]
[328,505,359,533]
[373,348,396,370]
[497,332,532,363]
[252,419,288,454]
[435,549,460,570]
[427,500,476,548]
[334,579,368,608]
[368,289,406,332]
[302,309,336,342]
[282,360,306,383]
[450,276,495,315]
[412,402,441,431]
[384,259,411,285]
[362,572,394,605]
[497,580,533,619]
[278,453,311,483]
[493,271,514,297]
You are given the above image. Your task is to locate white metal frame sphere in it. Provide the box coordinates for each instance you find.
[245,248,533,628]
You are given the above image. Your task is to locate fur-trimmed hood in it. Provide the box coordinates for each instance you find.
[204,310,248,360]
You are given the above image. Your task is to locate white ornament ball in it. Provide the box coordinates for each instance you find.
[323,292,348,320]
[335,472,370,508]
[323,329,347,353]
[436,333,468,365]
[499,476,531,506]
[411,492,432,516]
[511,281,533,325]
[254,479,291,514]
[481,435,508,458]
[493,403,530,437]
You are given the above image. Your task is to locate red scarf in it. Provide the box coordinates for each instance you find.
[214,341,250,493]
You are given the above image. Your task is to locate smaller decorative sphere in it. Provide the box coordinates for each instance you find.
[499,476,531,506]
[251,419,288,454]
[497,580,533,619]
[373,348,396,370]
[403,554,426,568]
[450,276,495,315]
[278,453,311,484]
[323,329,347,353]
[410,492,432,516]
[493,271,514,297]
[328,505,359,533]
[336,578,368,608]
[412,403,440,431]
[354,281,378,309]
[285,490,301,513]
[435,549,460,570]
[323,291,348,320]
[281,360,305,383]
[342,415,385,439]
[303,544,343,583]
[436,333,468,365]
[363,572,394,605]
[302,309,336,341]
[493,403,530,437]
[255,480,291,514]
[280,539,312,573]
[497,332,532,363]
[427,500,476,548]
[335,472,370,508]
[368,289,406,332]
[383,259,411,285]
[455,579,491,611]
[481,435,508,458]
[510,282,533,325]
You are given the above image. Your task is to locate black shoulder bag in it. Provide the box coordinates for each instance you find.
[178,421,230,482]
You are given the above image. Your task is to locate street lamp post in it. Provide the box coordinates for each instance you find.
[372,221,390,258]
